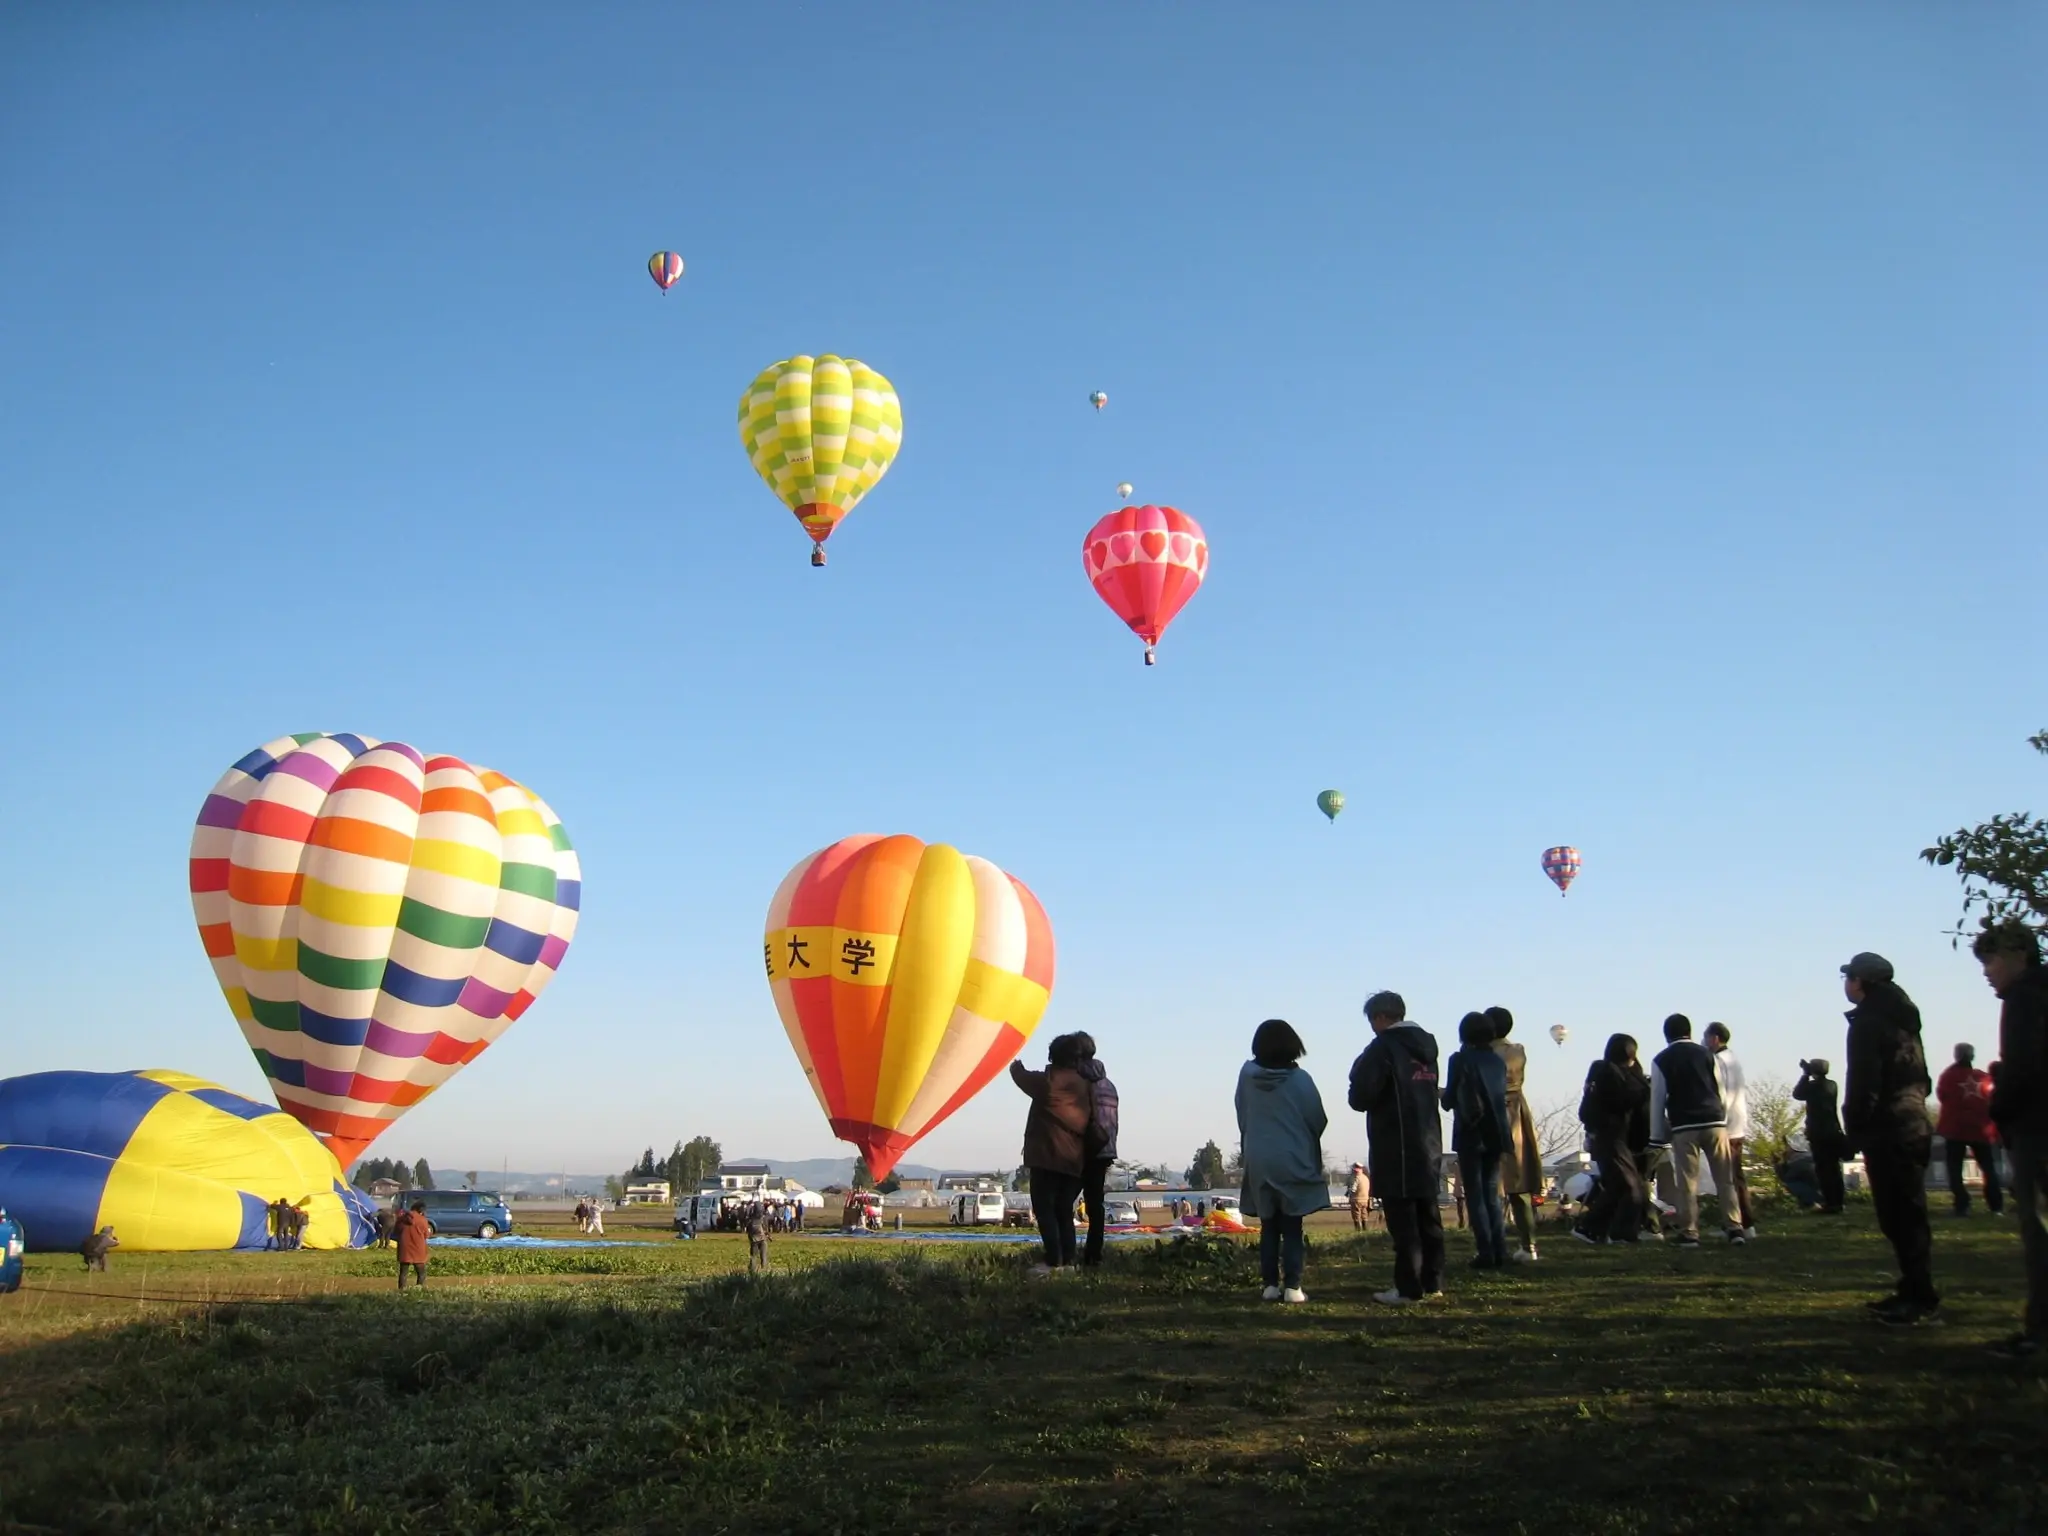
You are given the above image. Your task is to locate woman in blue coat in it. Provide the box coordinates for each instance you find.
[1236,1018,1332,1303]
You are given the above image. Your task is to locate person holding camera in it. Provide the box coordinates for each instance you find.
[1794,1058,1846,1214]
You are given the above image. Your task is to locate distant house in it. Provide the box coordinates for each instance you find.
[622,1180,671,1205]
[368,1178,405,1199]
[716,1163,774,1191]
[937,1172,1005,1192]
[891,1176,935,1193]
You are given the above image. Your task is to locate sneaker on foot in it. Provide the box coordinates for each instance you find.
[1372,1289,1420,1306]
[1282,1287,1307,1304]
[1874,1298,1942,1327]
[1260,1284,1282,1302]
[1674,1235,1702,1249]
[1571,1228,1601,1246]
[1742,1226,1758,1239]
[1422,1289,1446,1302]
[1727,1229,1747,1246]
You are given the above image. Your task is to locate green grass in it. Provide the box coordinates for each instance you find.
[2,1205,2044,1533]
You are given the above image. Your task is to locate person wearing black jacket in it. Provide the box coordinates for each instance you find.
[1841,951,1938,1325]
[1073,1032,1120,1269]
[1974,922,2048,1359]
[1574,1034,1651,1244]
[1348,990,1445,1304]
[1794,1058,1846,1214]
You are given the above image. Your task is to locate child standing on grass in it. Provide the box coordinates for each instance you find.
[395,1200,430,1290]
[1235,1019,1331,1303]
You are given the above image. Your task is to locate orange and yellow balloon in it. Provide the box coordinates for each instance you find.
[763,835,1055,1179]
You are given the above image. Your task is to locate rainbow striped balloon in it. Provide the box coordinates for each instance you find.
[189,733,580,1166]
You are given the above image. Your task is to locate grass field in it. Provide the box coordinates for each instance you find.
[2,1200,2044,1534]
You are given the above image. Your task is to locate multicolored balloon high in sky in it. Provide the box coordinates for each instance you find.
[648,251,684,291]
[763,834,1056,1180]
[0,1069,376,1253]
[1542,845,1582,896]
[1317,790,1345,823]
[1083,503,1209,665]
[1089,390,1108,410]
[738,355,902,567]
[1549,1024,1569,1047]
[189,733,582,1167]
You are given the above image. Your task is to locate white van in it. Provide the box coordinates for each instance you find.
[950,1190,1007,1226]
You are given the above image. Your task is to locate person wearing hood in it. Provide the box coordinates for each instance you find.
[1794,1057,1846,1213]
[1841,952,1939,1325]
[1485,1006,1544,1262]
[1235,1019,1331,1303]
[1349,991,1445,1304]
[1442,1012,1512,1268]
[1974,922,2048,1360]
[1010,1032,1092,1276]
[1074,1032,1121,1268]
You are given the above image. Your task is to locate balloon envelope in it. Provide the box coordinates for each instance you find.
[1089,391,1108,410]
[189,733,582,1167]
[1082,504,1208,662]
[764,834,1055,1180]
[649,251,684,290]
[1541,845,1582,895]
[1317,790,1345,823]
[0,1069,376,1252]
[738,355,902,558]
[1549,1024,1569,1046]
[1116,482,1134,502]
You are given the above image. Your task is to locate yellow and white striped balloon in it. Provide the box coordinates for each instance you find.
[737,354,901,560]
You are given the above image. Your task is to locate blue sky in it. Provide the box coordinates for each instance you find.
[2,7,2042,1177]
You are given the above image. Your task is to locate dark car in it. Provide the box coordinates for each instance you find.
[394,1189,512,1239]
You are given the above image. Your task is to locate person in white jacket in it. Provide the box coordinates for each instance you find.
[1706,1022,1754,1236]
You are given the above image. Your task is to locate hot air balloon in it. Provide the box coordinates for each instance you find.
[1082,504,1208,665]
[189,733,582,1168]
[738,355,902,567]
[0,1070,376,1252]
[1541,846,1582,896]
[1316,789,1345,823]
[1116,482,1134,502]
[764,834,1055,1181]
[648,251,684,291]
[1089,391,1108,410]
[1549,1024,1569,1047]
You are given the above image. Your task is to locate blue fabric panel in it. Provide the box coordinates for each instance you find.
[0,1144,113,1253]
[0,1071,167,1163]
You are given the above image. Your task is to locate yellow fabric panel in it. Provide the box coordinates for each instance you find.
[98,1160,246,1251]
[871,843,977,1129]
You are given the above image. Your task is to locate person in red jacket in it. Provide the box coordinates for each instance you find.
[1935,1043,2004,1216]
[394,1200,431,1291]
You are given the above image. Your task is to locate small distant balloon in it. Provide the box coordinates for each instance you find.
[648,252,684,292]
[1089,391,1108,411]
[1316,789,1344,823]
[1541,845,1581,896]
[1116,482,1134,502]
[1549,1023,1569,1047]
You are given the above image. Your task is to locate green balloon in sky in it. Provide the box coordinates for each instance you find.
[1316,789,1345,823]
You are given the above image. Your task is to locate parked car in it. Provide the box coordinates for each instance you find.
[949,1190,1007,1226]
[393,1189,511,1239]
[1104,1197,1141,1226]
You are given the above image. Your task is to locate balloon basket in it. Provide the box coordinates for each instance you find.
[1143,647,1156,666]
[810,548,826,568]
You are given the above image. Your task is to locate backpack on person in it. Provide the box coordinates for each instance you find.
[1084,1073,1120,1162]
[1457,1051,1505,1158]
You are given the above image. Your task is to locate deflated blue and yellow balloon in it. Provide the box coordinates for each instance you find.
[0,1070,375,1253]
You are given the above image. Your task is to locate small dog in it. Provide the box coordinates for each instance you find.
[80,1225,119,1272]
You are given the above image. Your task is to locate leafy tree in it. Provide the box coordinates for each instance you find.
[603,1175,624,1201]
[850,1154,873,1190]
[412,1158,434,1190]
[1186,1140,1227,1190]
[1922,729,2048,944]
[663,1136,722,1194]
[636,1147,659,1178]
[465,1170,479,1189]
[1011,1165,1030,1192]
[876,1174,902,1195]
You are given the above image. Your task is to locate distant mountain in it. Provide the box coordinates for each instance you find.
[737,1157,972,1190]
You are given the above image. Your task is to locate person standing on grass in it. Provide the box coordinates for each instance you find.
[0,1205,23,1295]
[1442,1012,1512,1269]
[1794,1058,1847,1214]
[1346,1163,1372,1230]
[746,1203,770,1274]
[1010,1032,1092,1277]
[1975,922,2048,1360]
[1936,1042,2004,1217]
[1235,1019,1331,1303]
[1348,991,1446,1305]
[394,1199,430,1291]
[1574,1034,1651,1245]
[1649,1014,1747,1249]
[1485,1007,1544,1263]
[1705,1023,1757,1237]
[1073,1032,1121,1268]
[1840,952,1939,1326]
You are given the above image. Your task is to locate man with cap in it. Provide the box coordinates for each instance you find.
[1841,951,1939,1325]
[1794,1057,1846,1213]
[1973,921,2048,1360]
[1346,1162,1372,1231]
